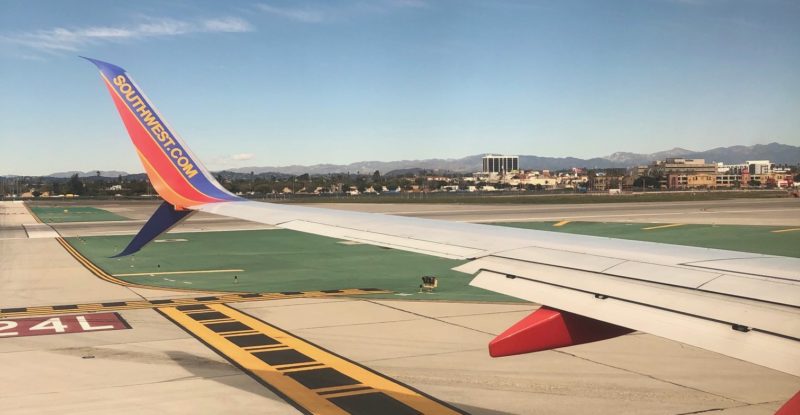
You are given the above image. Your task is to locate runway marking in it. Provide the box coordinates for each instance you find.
[553,220,570,227]
[159,303,466,415]
[56,237,159,289]
[114,269,245,277]
[0,289,389,319]
[470,208,800,223]
[771,228,800,233]
[0,312,129,338]
[642,223,686,230]
[22,202,43,223]
[57,237,231,292]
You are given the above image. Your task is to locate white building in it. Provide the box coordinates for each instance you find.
[746,160,772,175]
[482,155,519,174]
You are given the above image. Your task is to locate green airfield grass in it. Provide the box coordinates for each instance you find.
[496,221,800,258]
[67,229,509,302]
[30,206,128,223]
[67,221,799,301]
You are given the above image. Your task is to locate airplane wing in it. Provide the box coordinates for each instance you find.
[83,58,800,405]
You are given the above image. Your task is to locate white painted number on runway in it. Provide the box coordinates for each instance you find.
[0,313,129,338]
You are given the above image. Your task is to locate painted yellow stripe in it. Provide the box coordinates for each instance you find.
[56,237,231,292]
[23,202,43,223]
[319,388,377,399]
[114,269,245,277]
[642,223,686,230]
[161,305,349,415]
[56,238,136,287]
[159,304,464,415]
[0,288,391,319]
[553,220,571,227]
[771,228,800,233]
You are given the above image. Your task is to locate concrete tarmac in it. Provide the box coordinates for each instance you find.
[2,199,798,414]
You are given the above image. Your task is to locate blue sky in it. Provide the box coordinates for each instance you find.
[1,0,798,175]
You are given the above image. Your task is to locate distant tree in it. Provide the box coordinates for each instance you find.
[32,190,42,197]
[67,174,84,195]
[372,170,381,182]
[633,175,662,189]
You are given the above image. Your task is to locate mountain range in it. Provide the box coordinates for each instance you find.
[42,142,799,177]
[226,142,800,175]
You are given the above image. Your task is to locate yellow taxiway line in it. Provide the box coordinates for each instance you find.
[553,220,571,227]
[642,223,686,230]
[159,304,466,415]
[771,228,800,233]
[0,288,390,319]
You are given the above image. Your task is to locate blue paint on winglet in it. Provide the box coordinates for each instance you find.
[80,56,127,78]
[112,201,193,257]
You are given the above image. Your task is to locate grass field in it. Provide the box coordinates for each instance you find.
[498,221,800,258]
[67,229,505,302]
[66,220,799,301]
[30,206,128,223]
[273,190,790,205]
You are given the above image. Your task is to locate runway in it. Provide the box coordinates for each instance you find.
[24,198,800,239]
[1,199,798,414]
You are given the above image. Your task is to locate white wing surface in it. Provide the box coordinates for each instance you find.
[198,200,800,377]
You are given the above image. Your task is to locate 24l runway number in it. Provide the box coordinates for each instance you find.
[0,313,130,338]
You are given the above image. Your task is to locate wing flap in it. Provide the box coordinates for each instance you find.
[459,256,800,340]
[470,270,800,376]
[700,274,800,307]
[684,256,800,281]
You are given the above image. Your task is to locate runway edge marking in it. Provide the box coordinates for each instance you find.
[57,236,239,293]
[56,236,161,290]
[0,289,390,319]
[22,201,43,224]
[158,303,468,415]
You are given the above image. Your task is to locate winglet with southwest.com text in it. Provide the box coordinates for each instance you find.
[83,57,241,256]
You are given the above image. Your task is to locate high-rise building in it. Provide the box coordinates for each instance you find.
[482,155,519,173]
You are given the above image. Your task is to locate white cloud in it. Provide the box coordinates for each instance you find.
[202,17,255,33]
[256,1,429,23]
[231,153,255,161]
[1,16,254,54]
[257,4,328,23]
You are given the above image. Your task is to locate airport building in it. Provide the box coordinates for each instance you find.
[635,158,798,189]
[482,155,519,174]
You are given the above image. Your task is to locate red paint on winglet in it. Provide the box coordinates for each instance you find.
[489,306,633,357]
[776,390,800,415]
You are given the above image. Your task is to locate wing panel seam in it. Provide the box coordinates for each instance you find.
[478,269,800,342]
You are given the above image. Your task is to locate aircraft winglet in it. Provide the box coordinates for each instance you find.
[83,57,241,256]
[111,201,194,258]
[83,57,239,209]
